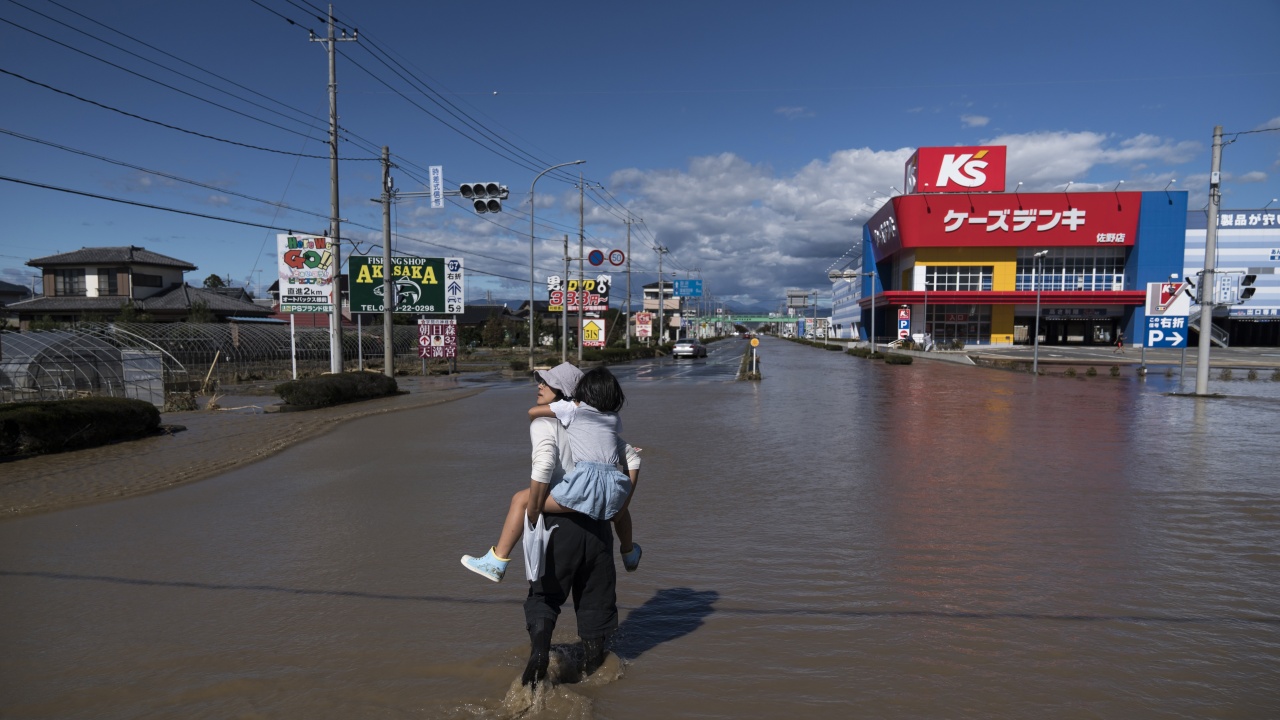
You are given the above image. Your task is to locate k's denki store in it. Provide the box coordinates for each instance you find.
[834,145,1276,348]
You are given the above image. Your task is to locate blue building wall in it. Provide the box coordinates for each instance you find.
[1125,190,1189,343]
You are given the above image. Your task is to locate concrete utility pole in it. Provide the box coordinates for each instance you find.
[310,5,357,374]
[380,147,394,377]
[656,246,669,344]
[624,217,633,349]
[1195,125,1224,396]
[578,173,585,364]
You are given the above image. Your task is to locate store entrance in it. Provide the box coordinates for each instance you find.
[1021,317,1120,346]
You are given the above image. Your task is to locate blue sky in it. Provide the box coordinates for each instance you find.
[2,0,1277,311]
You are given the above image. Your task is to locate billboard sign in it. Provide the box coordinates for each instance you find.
[418,318,457,358]
[906,146,1007,194]
[349,256,464,314]
[870,192,1142,262]
[277,234,335,313]
[547,274,611,312]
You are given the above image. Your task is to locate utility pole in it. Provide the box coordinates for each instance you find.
[577,173,585,364]
[310,5,357,374]
[625,217,633,349]
[1195,125,1223,396]
[655,245,669,344]
[379,147,394,377]
[561,234,569,363]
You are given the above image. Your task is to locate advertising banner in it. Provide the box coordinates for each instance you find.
[870,192,1142,262]
[418,318,457,359]
[349,256,464,314]
[634,312,653,338]
[907,146,1007,194]
[547,274,611,312]
[277,234,335,313]
[582,318,606,348]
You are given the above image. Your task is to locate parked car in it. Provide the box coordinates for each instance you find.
[671,337,707,358]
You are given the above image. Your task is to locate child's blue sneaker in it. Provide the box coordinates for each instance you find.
[621,543,642,572]
[461,548,509,582]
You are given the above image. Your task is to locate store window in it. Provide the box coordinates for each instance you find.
[54,269,86,296]
[925,266,993,291]
[1016,247,1126,291]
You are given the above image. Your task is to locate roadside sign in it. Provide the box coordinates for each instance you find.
[350,256,464,314]
[898,308,911,321]
[582,318,606,348]
[1146,316,1187,348]
[277,234,335,313]
[751,337,760,347]
[588,249,605,266]
[674,279,703,297]
[548,274,611,312]
[429,165,444,209]
[608,249,625,266]
[418,318,457,358]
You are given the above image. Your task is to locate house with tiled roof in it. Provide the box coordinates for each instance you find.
[9,245,271,327]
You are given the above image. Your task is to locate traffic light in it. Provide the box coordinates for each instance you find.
[458,182,509,213]
[1240,274,1257,301]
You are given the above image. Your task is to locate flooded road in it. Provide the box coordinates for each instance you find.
[2,337,1278,718]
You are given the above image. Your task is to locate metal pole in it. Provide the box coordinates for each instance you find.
[1033,251,1045,374]
[1195,125,1223,396]
[381,147,394,377]
[529,160,585,373]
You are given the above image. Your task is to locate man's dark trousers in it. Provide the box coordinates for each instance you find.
[522,511,618,685]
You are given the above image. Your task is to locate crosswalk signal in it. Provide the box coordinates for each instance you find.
[1240,274,1257,301]
[459,182,509,213]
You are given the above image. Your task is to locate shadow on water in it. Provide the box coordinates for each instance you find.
[612,587,720,661]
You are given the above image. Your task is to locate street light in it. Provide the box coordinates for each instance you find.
[529,160,585,372]
[923,277,932,350]
[1032,249,1049,375]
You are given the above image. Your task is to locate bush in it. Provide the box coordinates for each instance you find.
[1220,368,1234,381]
[0,397,161,457]
[1247,369,1258,380]
[884,353,913,365]
[846,347,871,358]
[275,372,399,408]
[509,359,528,372]
[1064,367,1077,377]
[1086,366,1098,377]
[1110,365,1121,377]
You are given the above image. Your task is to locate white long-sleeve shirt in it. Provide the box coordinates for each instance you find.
[530,416,639,486]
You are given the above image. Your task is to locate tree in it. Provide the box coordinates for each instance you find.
[203,274,228,289]
[116,301,151,323]
[481,311,507,347]
[187,299,216,323]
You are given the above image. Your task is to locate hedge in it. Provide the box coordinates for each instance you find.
[0,397,161,458]
[275,372,400,408]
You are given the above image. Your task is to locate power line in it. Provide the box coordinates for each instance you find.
[0,67,377,161]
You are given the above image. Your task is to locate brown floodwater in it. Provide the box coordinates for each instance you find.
[2,337,1278,718]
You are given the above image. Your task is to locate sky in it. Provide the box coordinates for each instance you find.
[2,0,1278,312]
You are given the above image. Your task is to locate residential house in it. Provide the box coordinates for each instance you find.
[10,246,271,327]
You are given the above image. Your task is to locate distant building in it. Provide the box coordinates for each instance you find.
[9,246,271,327]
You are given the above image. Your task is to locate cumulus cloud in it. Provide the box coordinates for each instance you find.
[1234,171,1267,184]
[961,114,990,128]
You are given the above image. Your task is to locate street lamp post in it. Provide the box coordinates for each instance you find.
[1032,249,1048,375]
[922,278,931,350]
[529,160,585,372]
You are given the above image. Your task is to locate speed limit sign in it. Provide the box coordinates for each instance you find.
[608,249,625,266]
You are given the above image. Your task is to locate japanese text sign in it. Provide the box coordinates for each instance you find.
[277,234,334,313]
[349,256,464,314]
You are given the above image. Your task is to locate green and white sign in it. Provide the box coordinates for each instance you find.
[349,256,465,314]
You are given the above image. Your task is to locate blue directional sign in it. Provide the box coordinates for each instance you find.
[1146,315,1188,348]
[674,279,703,297]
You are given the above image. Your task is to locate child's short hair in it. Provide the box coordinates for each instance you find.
[573,366,625,413]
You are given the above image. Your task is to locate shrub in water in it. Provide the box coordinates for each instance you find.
[1086,367,1097,377]
[1220,368,1233,381]
[1247,369,1258,380]
[1110,365,1121,377]
[275,372,399,408]
[884,353,913,365]
[1064,367,1077,377]
[0,397,160,457]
